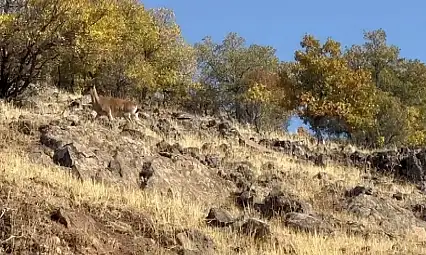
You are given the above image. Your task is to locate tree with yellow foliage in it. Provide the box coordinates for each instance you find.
[52,2,196,102]
[289,34,377,141]
[0,0,194,103]
[0,0,104,98]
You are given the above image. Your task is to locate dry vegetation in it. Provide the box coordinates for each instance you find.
[2,1,426,254]
[0,87,425,254]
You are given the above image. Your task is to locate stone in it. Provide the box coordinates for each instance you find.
[260,189,312,218]
[345,186,373,197]
[205,208,234,227]
[175,229,216,255]
[284,212,333,235]
[233,218,271,239]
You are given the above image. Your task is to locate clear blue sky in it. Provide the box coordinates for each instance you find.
[142,0,426,133]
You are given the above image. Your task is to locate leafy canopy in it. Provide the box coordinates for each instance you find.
[291,34,377,137]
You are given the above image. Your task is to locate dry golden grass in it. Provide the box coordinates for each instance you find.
[2,147,424,254]
[0,90,425,254]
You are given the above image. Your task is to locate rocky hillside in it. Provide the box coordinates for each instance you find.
[1,85,426,254]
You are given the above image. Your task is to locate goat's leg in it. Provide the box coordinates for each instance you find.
[91,111,99,122]
[124,112,133,124]
[108,109,114,121]
[133,111,140,121]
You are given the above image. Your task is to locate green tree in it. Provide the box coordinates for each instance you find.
[345,29,400,91]
[345,29,426,146]
[194,32,288,130]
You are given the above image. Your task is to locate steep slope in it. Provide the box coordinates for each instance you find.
[0,85,426,254]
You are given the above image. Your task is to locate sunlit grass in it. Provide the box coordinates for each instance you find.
[0,88,425,254]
